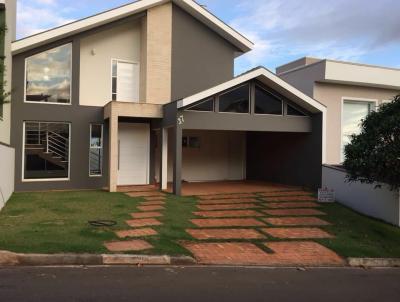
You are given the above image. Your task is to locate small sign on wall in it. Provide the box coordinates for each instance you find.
[318,187,335,203]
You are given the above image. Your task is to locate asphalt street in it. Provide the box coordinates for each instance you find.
[0,266,399,302]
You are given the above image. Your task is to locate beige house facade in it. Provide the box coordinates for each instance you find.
[277,57,400,164]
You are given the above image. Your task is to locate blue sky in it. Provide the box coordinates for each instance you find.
[18,0,400,74]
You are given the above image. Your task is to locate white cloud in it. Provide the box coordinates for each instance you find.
[230,0,400,71]
[17,0,75,38]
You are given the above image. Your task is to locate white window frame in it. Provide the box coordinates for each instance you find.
[340,97,378,162]
[24,43,73,106]
[22,121,71,182]
[110,58,140,102]
[89,123,103,177]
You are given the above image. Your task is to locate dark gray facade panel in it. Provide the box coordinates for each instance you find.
[11,37,109,192]
[171,4,237,101]
[246,113,323,189]
[181,111,312,132]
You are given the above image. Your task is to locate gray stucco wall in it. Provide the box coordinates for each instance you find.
[171,4,237,101]
[246,113,323,189]
[322,165,400,226]
[11,37,109,192]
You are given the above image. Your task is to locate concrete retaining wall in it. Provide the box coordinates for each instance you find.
[322,165,400,226]
[0,144,14,210]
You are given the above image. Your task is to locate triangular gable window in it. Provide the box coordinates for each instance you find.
[254,85,283,115]
[287,104,307,116]
[186,98,214,112]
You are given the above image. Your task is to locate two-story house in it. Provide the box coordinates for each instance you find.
[10,0,326,195]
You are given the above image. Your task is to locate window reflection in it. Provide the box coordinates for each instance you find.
[25,44,72,104]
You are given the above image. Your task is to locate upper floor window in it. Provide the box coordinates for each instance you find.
[25,43,72,104]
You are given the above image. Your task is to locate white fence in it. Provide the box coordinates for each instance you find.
[0,144,14,210]
[322,165,400,226]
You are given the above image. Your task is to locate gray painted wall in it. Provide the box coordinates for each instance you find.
[11,37,109,192]
[0,143,14,208]
[171,4,237,101]
[322,165,400,226]
[246,113,323,189]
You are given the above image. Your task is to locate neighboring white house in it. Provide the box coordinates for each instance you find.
[277,57,400,165]
[0,0,16,209]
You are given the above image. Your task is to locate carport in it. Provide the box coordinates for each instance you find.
[156,67,326,195]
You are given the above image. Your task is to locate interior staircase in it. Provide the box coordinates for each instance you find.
[25,123,69,169]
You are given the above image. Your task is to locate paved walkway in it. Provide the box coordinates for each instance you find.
[184,189,343,266]
[104,184,344,266]
[104,185,167,253]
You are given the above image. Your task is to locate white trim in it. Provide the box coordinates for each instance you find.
[179,67,326,113]
[24,43,73,105]
[22,121,71,182]
[12,0,253,55]
[89,123,104,177]
[340,97,378,162]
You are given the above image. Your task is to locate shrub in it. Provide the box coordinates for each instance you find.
[343,94,400,190]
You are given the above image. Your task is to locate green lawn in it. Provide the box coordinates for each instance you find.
[0,190,400,258]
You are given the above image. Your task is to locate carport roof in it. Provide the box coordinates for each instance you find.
[177,67,327,114]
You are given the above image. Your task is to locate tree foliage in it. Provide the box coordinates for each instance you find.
[343,94,400,190]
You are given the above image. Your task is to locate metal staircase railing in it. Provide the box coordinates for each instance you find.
[25,123,69,164]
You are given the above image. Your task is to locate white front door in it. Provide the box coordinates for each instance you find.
[118,123,150,185]
[116,61,139,102]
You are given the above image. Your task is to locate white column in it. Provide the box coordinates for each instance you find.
[109,112,118,192]
[161,127,168,190]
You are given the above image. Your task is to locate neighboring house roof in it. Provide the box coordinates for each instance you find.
[178,67,327,114]
[12,0,254,55]
[277,57,400,90]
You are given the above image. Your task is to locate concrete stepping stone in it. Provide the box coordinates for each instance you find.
[118,185,156,193]
[264,209,326,216]
[104,240,153,252]
[186,228,265,240]
[131,211,163,218]
[196,203,261,211]
[197,193,257,200]
[193,210,263,218]
[198,198,259,205]
[191,218,265,227]
[262,196,317,202]
[261,227,334,239]
[115,228,158,238]
[265,217,331,226]
[137,205,165,211]
[259,191,314,197]
[126,218,162,227]
[264,202,320,209]
[126,191,165,198]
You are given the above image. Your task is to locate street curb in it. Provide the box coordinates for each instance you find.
[348,258,400,268]
[0,250,196,266]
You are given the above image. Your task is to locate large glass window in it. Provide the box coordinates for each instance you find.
[89,124,103,176]
[218,84,250,113]
[254,85,283,115]
[24,122,70,180]
[341,100,375,161]
[25,44,72,104]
